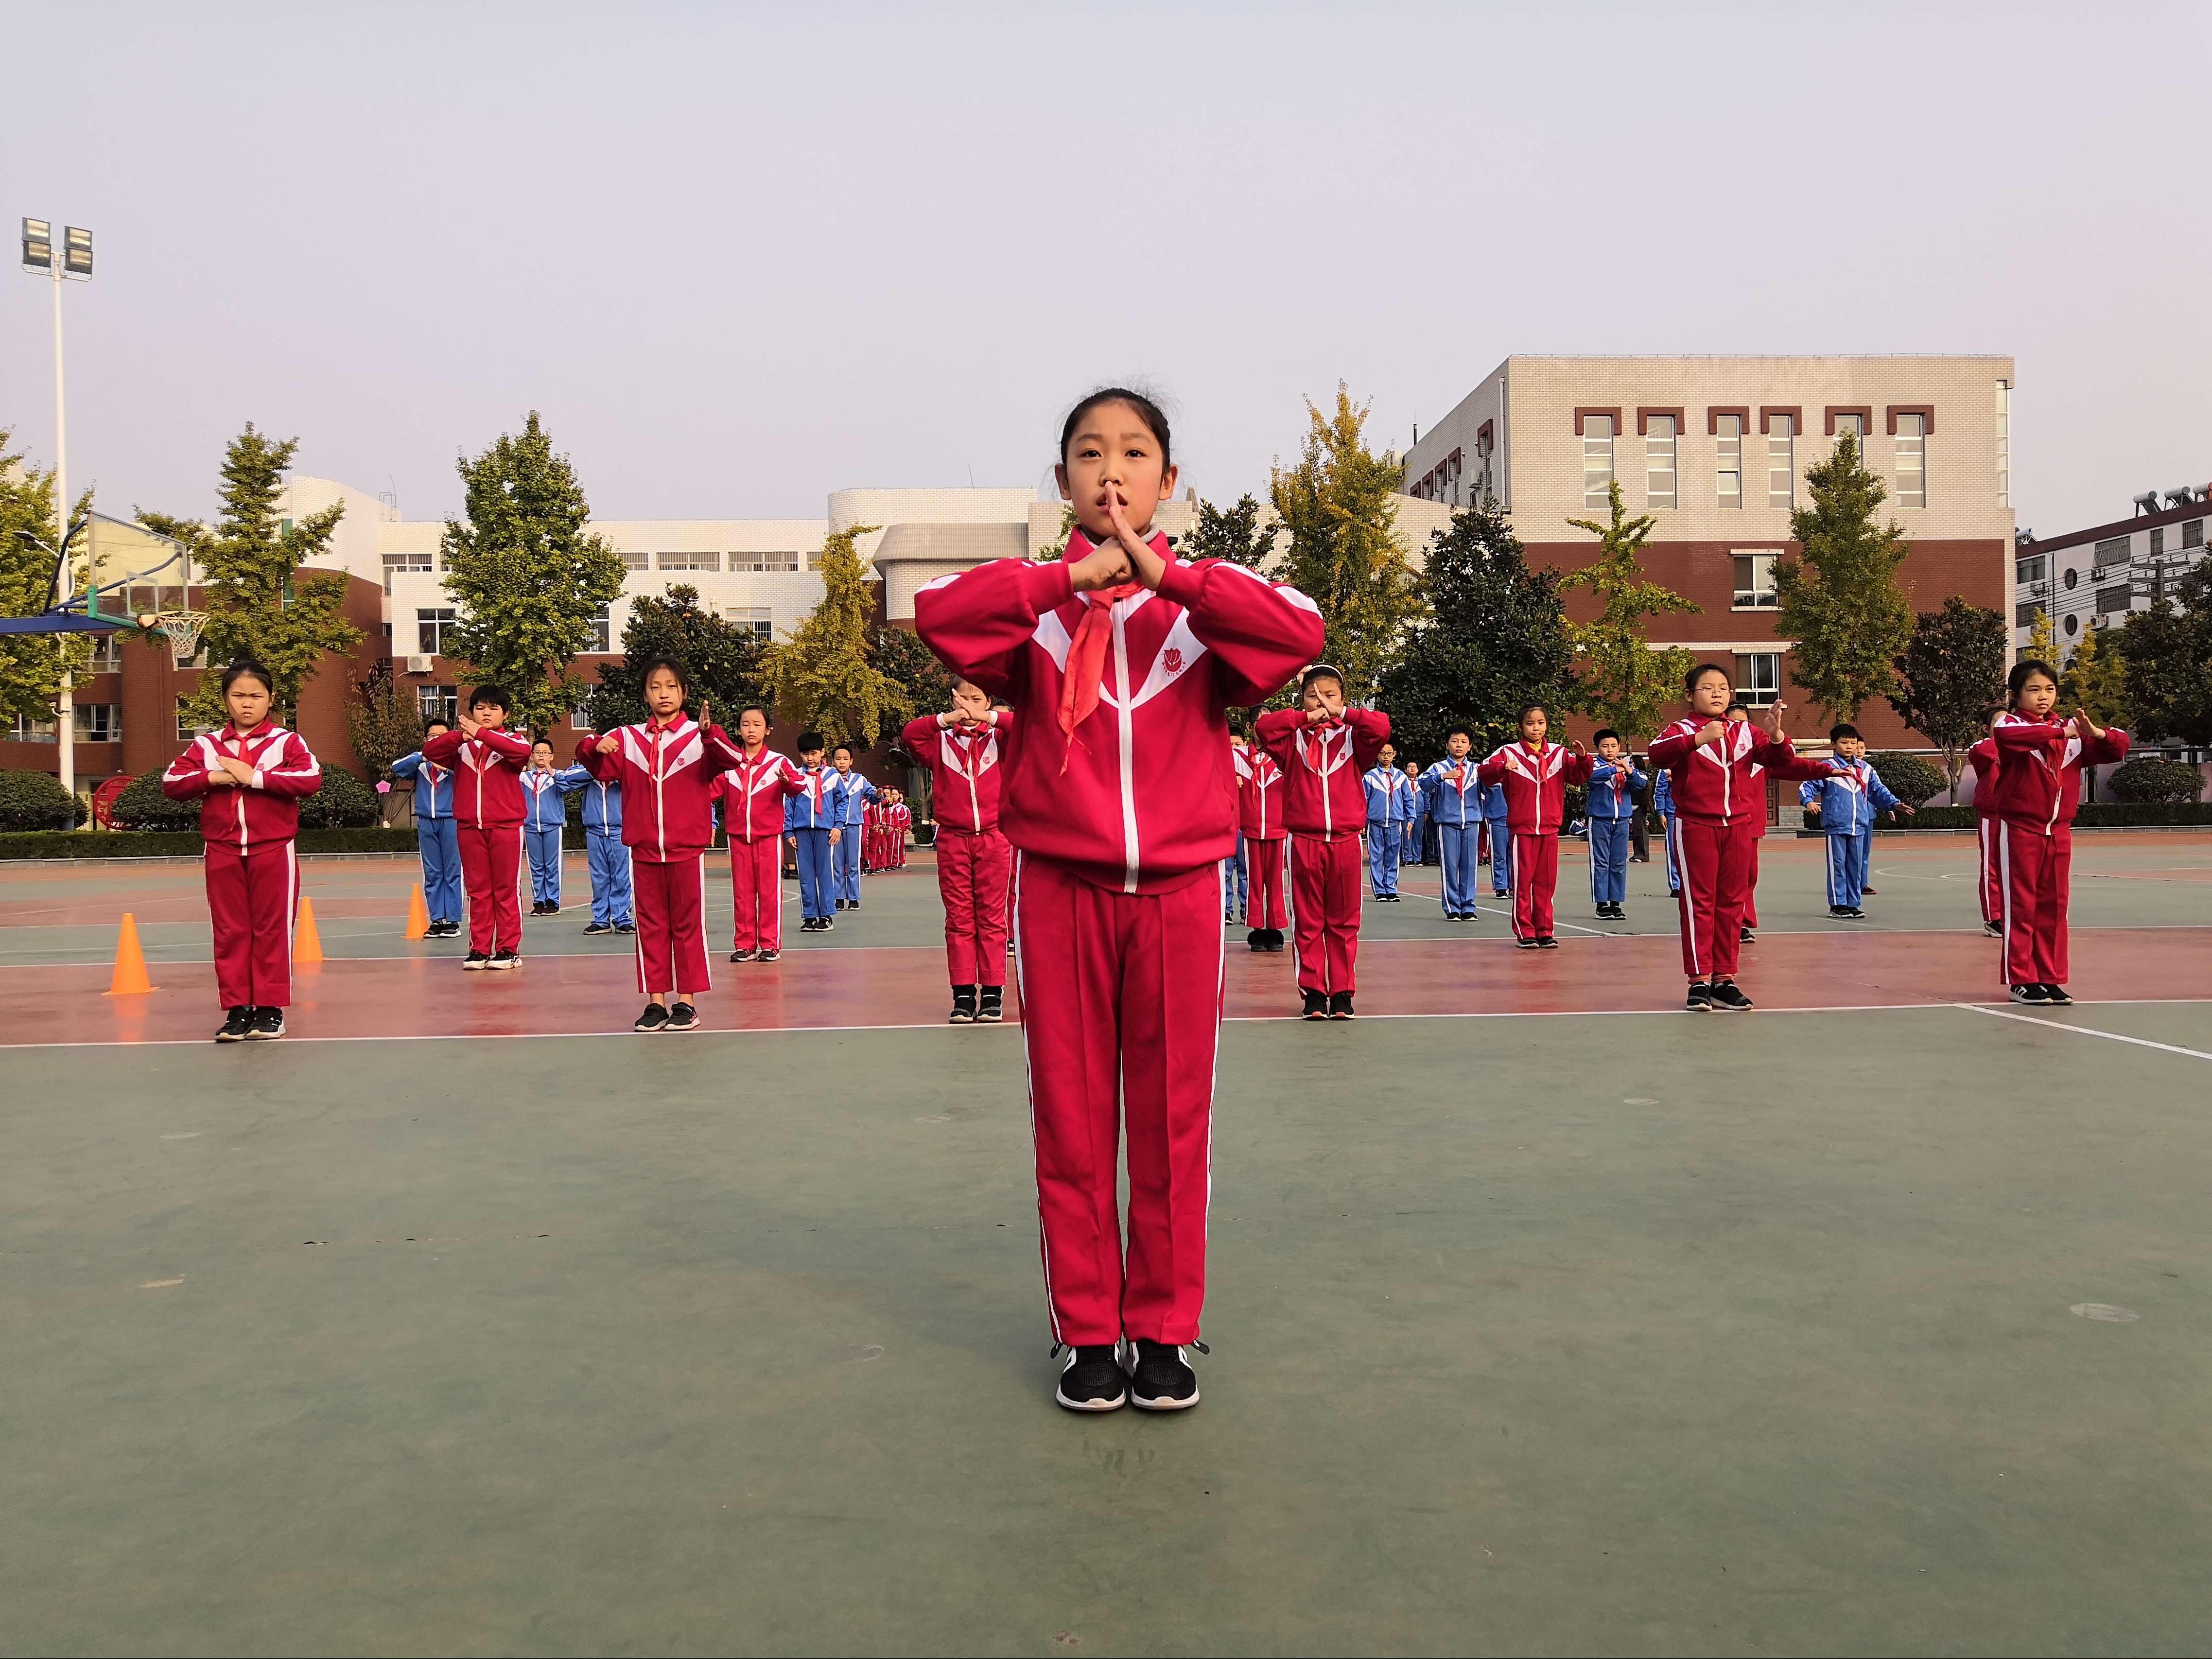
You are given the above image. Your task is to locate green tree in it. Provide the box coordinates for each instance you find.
[1032,506,1077,562]
[1772,431,1914,721]
[874,622,954,717]
[763,525,907,747]
[1184,493,1276,571]
[2117,564,2212,745]
[1271,385,1422,697]
[2059,617,2129,730]
[141,424,361,725]
[0,428,93,722]
[1377,499,1572,761]
[1560,481,1699,740]
[345,658,424,816]
[1887,596,2008,798]
[2022,605,2058,668]
[584,584,767,730]
[439,411,628,734]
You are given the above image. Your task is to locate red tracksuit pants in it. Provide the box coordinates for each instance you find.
[205,842,297,1008]
[457,824,524,956]
[1978,814,2003,923]
[1509,832,1561,941]
[936,825,1011,988]
[1290,832,1362,995]
[634,854,711,994]
[1670,817,1758,979]
[728,837,783,952]
[1015,853,1222,1346]
[1246,836,1288,930]
[1999,819,2072,986]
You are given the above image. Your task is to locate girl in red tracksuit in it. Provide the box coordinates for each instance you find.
[1254,673,1390,1018]
[160,661,322,1042]
[707,704,806,964]
[1646,662,1828,1011]
[1233,734,1289,953]
[421,683,535,971]
[902,679,1016,1023]
[915,387,1324,1416]
[1988,660,2129,1005]
[576,657,743,1032]
[1474,703,1594,949]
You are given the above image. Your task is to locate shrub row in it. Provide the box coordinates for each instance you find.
[1892,802,2212,830]
[0,827,425,860]
[0,769,91,832]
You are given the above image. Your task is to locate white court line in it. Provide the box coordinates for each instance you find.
[1953,1003,2212,1063]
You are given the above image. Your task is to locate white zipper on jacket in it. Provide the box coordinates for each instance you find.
[1112,601,1140,891]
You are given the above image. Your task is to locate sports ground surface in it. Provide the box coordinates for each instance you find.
[4,832,2209,1655]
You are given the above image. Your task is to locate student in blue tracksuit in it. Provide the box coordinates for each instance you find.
[1362,742,1405,900]
[519,740,575,915]
[564,761,633,934]
[828,743,878,911]
[1481,775,1512,895]
[1585,729,1644,921]
[1421,727,1484,921]
[392,724,463,936]
[1398,760,1426,865]
[1652,765,1681,896]
[1799,723,1913,917]
[1224,831,1248,923]
[785,731,840,931]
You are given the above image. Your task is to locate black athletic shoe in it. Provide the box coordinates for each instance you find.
[1128,1339,1200,1412]
[1268,930,1288,953]
[1301,988,1329,1020]
[1983,920,2003,938]
[730,949,756,962]
[582,921,612,935]
[1830,905,1855,918]
[1515,937,1539,950]
[977,986,1004,1023]
[1846,908,1865,919]
[1247,928,1266,951]
[800,917,819,931]
[215,1006,253,1042]
[1537,935,1559,949]
[247,1006,286,1040]
[1686,982,1713,1012]
[756,949,779,962]
[614,920,635,934]
[950,986,977,1024]
[665,1001,700,1031]
[1054,1345,1128,1413]
[1708,982,1755,1011]
[835,899,847,911]
[1328,991,1355,1020]
[1740,926,1757,943]
[463,950,489,971]
[819,917,835,931]
[2040,984,2074,1006]
[634,1002,671,1031]
[2009,983,2049,1004]
[848,901,860,910]
[488,948,521,971]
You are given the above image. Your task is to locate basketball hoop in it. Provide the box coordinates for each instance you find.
[140,609,208,660]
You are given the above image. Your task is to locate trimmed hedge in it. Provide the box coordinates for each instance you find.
[0,827,426,859]
[2109,756,2205,804]
[0,768,88,831]
[1868,751,1947,808]
[1895,802,2212,830]
[111,763,383,832]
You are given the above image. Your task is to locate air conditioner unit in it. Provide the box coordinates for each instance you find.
[406,654,434,675]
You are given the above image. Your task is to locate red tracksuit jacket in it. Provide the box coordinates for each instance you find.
[160,721,323,850]
[913,532,1324,893]
[1252,707,1391,839]
[1647,717,1817,823]
[1968,737,1999,816]
[1988,714,2129,830]
[1474,740,1596,833]
[421,726,534,827]
[708,748,806,842]
[902,711,1012,833]
[577,715,744,862]
[1232,744,1287,840]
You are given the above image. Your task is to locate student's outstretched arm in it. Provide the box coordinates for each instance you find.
[913,561,1067,700]
[1562,747,1596,785]
[1993,717,2067,751]
[1151,561,1327,708]
[390,751,423,781]
[253,734,325,798]
[422,728,467,765]
[1799,778,1823,807]
[1474,748,1510,786]
[474,728,535,766]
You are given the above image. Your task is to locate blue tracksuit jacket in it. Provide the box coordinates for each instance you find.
[1362,765,1406,896]
[831,770,877,903]
[1801,759,1897,911]
[1586,757,1644,908]
[519,767,577,907]
[785,765,840,918]
[563,770,632,926]
[391,751,461,923]
[1421,758,1485,915]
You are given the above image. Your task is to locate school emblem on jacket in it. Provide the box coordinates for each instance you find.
[1162,646,1184,675]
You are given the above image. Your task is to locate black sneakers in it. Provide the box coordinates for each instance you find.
[1740,926,1757,943]
[1515,937,1539,950]
[1328,991,1355,1020]
[1128,1339,1200,1411]
[2010,983,2050,1004]
[1301,988,1329,1020]
[2042,984,2074,1005]
[977,986,1004,1023]
[730,948,756,963]
[1247,928,1267,952]
[1055,1345,1129,1413]
[582,921,612,936]
[488,948,521,971]
[215,1007,253,1042]
[757,948,779,962]
[1536,935,1559,949]
[247,1006,286,1040]
[1265,929,1287,953]
[1983,920,2003,938]
[835,899,848,911]
[665,1001,700,1031]
[949,986,978,1024]
[430,919,460,937]
[1686,982,1713,1012]
[634,1002,672,1031]
[613,920,635,934]
[1708,981,1755,1012]
[463,950,489,971]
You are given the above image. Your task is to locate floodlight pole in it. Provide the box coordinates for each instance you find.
[51,257,73,799]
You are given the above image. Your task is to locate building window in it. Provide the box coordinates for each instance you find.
[1833,412,1868,446]
[2092,536,2130,576]
[620,549,649,572]
[570,707,593,730]
[2096,585,2131,616]
[2185,519,2205,550]
[1644,417,1677,509]
[659,552,720,572]
[1715,415,1742,508]
[1895,413,1926,508]
[74,703,122,743]
[1734,651,1782,706]
[1732,551,1780,609]
[2015,554,2045,584]
[2150,527,2166,555]
[381,550,433,594]
[2015,601,2043,628]
[584,608,610,653]
[86,632,123,671]
[1767,415,1795,508]
[2063,614,2079,637]
[418,685,458,727]
[1994,381,2010,507]
[731,552,802,573]
[1582,415,1615,508]
[176,698,222,741]
[726,606,774,640]
[416,607,461,655]
[2063,567,2079,590]
[8,712,58,742]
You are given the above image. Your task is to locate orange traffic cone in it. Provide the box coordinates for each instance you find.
[105,912,157,995]
[294,895,325,966]
[406,883,430,940]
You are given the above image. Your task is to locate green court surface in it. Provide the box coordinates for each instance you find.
[2,832,2210,1655]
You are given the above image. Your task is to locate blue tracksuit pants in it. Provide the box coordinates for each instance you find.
[1224,836,1248,918]
[1367,821,1400,896]
[833,827,863,903]
[1658,815,1680,893]
[794,828,834,919]
[525,826,564,907]
[1438,821,1480,916]
[1401,815,1423,863]
[1825,829,1872,909]
[417,816,463,924]
[1588,817,1630,907]
[1486,815,1512,893]
[586,829,633,926]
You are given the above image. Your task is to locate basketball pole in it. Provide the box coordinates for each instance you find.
[52,258,72,801]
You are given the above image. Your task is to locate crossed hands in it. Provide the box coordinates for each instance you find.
[1066,485,1167,594]
[213,755,256,786]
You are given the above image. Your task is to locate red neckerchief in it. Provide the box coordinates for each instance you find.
[1300,717,1345,771]
[1056,528,1159,769]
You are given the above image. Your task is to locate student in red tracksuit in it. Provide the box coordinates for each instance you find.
[708,704,806,964]
[1988,660,2130,1005]
[1647,662,1828,1012]
[1255,669,1389,1020]
[1474,703,1594,949]
[422,684,534,971]
[577,657,743,1032]
[1233,733,1289,953]
[902,678,1016,1024]
[1724,702,1766,940]
[1968,731,2003,937]
[160,661,322,1042]
[915,387,1323,1415]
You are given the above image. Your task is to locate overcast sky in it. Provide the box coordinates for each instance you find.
[3,2,2206,538]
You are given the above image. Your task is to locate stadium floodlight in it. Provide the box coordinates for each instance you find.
[21,218,51,270]
[62,226,92,278]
